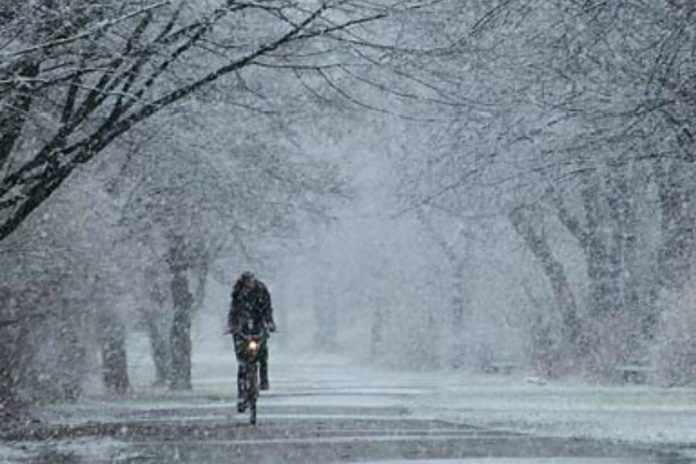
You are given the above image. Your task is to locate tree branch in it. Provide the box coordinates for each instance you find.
[1,1,171,58]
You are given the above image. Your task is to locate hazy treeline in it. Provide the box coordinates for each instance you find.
[377,1,696,382]
[2,0,696,411]
[299,1,696,384]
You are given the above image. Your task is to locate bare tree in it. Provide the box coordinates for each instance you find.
[0,0,409,245]
[391,0,696,379]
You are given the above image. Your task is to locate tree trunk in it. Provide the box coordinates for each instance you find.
[0,322,26,407]
[370,306,387,357]
[580,174,625,376]
[607,166,645,360]
[142,267,172,387]
[0,282,60,406]
[169,271,193,390]
[145,316,171,387]
[654,157,696,302]
[312,235,337,349]
[0,288,18,406]
[450,259,467,367]
[0,60,40,172]
[166,235,208,391]
[509,206,582,375]
[54,310,86,401]
[551,169,644,377]
[415,208,469,367]
[313,280,337,350]
[100,318,130,395]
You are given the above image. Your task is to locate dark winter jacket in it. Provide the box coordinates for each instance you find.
[228,277,275,335]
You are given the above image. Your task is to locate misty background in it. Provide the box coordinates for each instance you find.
[2,0,696,410]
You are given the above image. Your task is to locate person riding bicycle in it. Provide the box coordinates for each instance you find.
[227,271,276,413]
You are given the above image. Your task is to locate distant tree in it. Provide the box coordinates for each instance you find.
[415,207,470,367]
[0,282,60,408]
[392,0,696,378]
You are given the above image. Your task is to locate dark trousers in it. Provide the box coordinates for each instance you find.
[233,335,268,400]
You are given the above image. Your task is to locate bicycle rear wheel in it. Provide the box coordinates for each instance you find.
[248,363,258,425]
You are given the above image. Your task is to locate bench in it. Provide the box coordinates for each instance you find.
[614,364,653,384]
[483,361,521,375]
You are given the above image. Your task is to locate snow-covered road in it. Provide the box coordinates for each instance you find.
[2,350,695,463]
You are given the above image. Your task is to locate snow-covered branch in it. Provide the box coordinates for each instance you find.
[1,1,171,58]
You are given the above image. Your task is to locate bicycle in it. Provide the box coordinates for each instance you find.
[228,329,269,425]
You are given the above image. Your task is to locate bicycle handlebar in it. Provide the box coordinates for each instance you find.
[224,329,276,339]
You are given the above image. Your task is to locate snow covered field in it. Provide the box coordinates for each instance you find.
[402,366,696,448]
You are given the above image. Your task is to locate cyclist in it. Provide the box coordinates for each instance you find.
[227,271,276,412]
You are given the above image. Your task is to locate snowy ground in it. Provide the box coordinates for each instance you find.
[398,364,696,450]
[302,354,696,459]
[2,340,696,462]
[201,348,696,460]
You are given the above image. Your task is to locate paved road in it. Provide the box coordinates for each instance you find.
[6,401,685,463]
[1,356,692,463]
